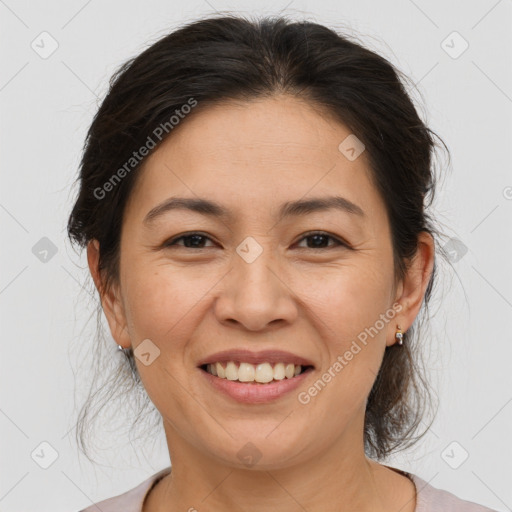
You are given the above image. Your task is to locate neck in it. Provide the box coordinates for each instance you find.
[144,420,416,512]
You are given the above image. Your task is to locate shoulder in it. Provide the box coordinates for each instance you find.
[77,467,172,512]
[409,473,500,512]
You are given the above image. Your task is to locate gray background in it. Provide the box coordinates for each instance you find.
[1,0,511,511]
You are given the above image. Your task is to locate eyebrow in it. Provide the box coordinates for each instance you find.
[143,195,365,226]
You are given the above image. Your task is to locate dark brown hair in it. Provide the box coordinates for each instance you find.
[67,13,451,463]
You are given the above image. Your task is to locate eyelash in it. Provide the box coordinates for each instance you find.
[163,231,348,250]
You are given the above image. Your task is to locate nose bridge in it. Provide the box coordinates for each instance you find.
[236,238,278,296]
[233,235,282,307]
[215,236,296,330]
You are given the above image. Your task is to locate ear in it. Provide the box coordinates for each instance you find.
[87,239,131,349]
[387,231,435,347]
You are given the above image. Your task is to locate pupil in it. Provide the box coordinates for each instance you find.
[309,234,328,248]
[185,235,204,248]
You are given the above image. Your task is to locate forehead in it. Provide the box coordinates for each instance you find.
[125,95,386,226]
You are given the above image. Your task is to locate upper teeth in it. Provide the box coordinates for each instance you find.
[206,362,303,383]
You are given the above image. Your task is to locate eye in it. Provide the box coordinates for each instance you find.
[163,232,216,249]
[163,231,348,250]
[295,231,347,250]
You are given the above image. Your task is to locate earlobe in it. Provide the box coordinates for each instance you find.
[86,239,131,349]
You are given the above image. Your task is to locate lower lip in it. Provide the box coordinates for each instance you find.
[199,367,314,404]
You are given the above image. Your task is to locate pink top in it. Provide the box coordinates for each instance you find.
[78,465,499,511]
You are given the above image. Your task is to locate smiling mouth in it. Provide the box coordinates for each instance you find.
[199,361,314,384]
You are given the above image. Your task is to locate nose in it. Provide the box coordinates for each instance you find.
[213,247,298,332]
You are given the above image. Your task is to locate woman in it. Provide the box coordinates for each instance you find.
[68,14,498,512]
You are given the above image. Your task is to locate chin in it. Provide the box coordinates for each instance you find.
[201,429,315,471]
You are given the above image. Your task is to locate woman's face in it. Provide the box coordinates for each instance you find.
[94,95,423,469]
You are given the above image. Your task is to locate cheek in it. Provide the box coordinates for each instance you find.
[123,264,201,339]
[305,261,393,341]
[121,267,206,414]
[305,263,393,396]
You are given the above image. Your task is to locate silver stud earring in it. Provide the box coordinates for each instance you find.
[395,325,404,346]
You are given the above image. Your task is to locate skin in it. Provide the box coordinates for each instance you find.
[87,94,435,512]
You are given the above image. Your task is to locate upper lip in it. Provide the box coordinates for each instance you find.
[197,349,315,368]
